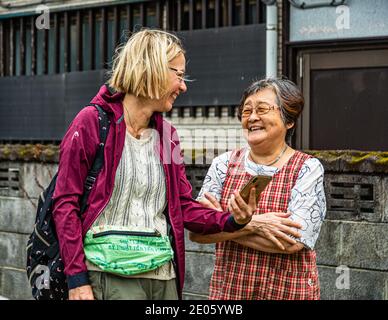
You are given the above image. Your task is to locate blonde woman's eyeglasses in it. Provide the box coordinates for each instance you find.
[168,67,194,83]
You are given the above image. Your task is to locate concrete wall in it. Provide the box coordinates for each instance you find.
[290,0,388,42]
[0,159,388,300]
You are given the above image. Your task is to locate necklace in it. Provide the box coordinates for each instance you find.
[250,144,288,167]
[123,104,143,139]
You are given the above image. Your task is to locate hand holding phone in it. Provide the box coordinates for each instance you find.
[239,175,272,203]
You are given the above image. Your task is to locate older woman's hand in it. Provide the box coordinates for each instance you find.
[246,212,302,250]
[198,192,223,211]
[227,188,257,225]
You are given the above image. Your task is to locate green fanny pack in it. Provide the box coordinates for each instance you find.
[84,226,174,276]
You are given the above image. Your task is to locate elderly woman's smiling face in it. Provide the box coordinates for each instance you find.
[241,88,293,147]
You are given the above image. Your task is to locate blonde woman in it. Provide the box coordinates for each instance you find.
[51,29,288,300]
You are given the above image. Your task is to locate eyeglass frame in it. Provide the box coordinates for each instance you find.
[240,102,280,118]
[168,67,194,83]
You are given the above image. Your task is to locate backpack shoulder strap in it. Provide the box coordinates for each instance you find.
[79,103,110,214]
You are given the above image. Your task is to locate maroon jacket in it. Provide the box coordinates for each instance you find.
[52,85,243,297]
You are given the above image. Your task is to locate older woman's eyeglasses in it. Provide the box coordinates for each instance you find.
[241,102,279,118]
[168,67,194,83]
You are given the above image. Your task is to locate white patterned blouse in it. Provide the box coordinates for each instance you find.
[197,148,327,250]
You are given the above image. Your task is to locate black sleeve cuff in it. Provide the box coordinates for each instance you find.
[67,272,90,290]
[223,214,249,232]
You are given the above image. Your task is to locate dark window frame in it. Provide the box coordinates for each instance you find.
[282,0,388,151]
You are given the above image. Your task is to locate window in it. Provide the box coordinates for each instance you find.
[297,49,388,151]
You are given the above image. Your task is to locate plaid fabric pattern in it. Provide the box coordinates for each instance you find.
[209,148,320,300]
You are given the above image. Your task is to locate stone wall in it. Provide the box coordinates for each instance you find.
[0,161,57,300]
[1,150,388,299]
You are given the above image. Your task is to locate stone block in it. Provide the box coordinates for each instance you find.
[340,221,388,271]
[0,267,32,300]
[316,221,388,271]
[183,292,208,300]
[20,163,57,200]
[318,265,388,300]
[0,198,36,234]
[315,220,342,266]
[0,232,29,269]
[382,176,388,223]
[184,252,214,296]
[184,230,215,254]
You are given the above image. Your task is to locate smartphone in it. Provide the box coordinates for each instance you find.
[239,175,272,203]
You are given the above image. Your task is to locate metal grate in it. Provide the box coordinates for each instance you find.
[165,105,237,118]
[0,163,20,197]
[325,174,378,221]
[0,0,265,77]
[185,165,209,198]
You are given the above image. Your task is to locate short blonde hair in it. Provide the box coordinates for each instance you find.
[108,29,185,99]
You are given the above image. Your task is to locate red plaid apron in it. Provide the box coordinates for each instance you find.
[209,147,320,300]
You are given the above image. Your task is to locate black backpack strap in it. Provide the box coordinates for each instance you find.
[79,103,110,215]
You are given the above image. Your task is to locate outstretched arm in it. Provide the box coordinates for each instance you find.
[190,192,302,251]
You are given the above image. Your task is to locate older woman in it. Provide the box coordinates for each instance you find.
[190,78,326,300]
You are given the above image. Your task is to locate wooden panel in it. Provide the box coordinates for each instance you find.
[201,0,207,29]
[76,10,83,71]
[177,0,183,31]
[189,0,194,30]
[155,1,161,28]
[112,6,119,46]
[214,0,221,27]
[165,0,172,30]
[228,0,234,26]
[64,12,70,72]
[89,10,95,70]
[9,19,14,76]
[240,0,246,25]
[19,18,25,75]
[42,27,48,74]
[139,2,145,26]
[255,0,261,24]
[126,4,132,32]
[189,105,196,117]
[175,25,266,106]
[100,8,107,69]
[53,13,59,74]
[228,105,235,117]
[0,21,3,76]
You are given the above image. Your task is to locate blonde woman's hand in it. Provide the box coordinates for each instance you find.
[227,188,257,225]
[247,212,302,250]
[68,285,95,300]
[198,192,223,211]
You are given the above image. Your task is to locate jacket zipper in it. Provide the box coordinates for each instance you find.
[162,160,181,296]
[92,229,161,238]
[83,120,121,236]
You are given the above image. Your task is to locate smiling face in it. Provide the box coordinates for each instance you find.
[241,88,293,148]
[157,53,187,113]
